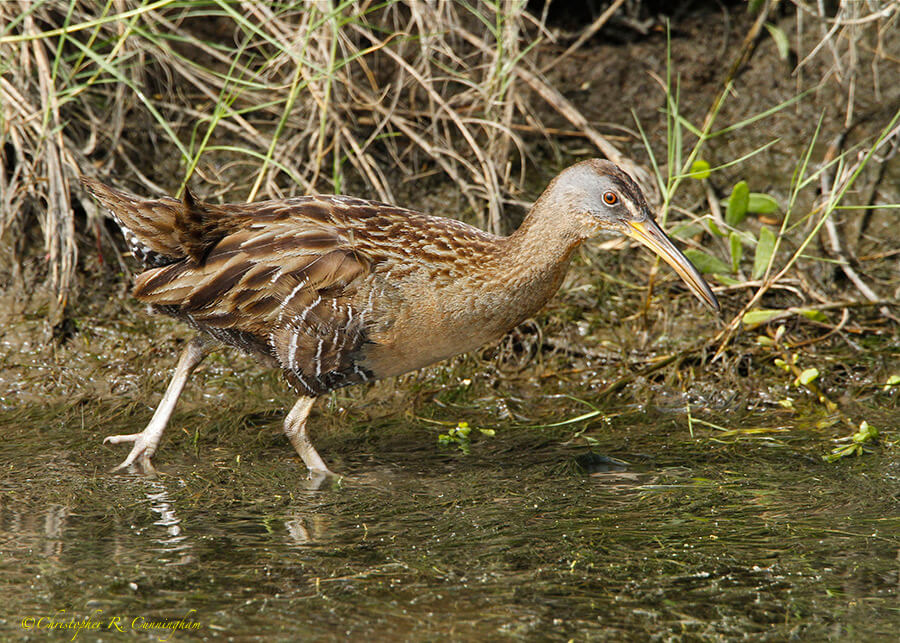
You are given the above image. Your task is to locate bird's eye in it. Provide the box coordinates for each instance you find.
[602,191,618,205]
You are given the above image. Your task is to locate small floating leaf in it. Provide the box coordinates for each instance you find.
[823,447,856,463]
[853,421,878,443]
[683,249,730,275]
[453,421,471,438]
[752,226,776,279]
[884,374,900,391]
[725,181,750,226]
[742,309,782,327]
[798,367,819,386]
[729,232,743,273]
[689,160,711,180]
[748,192,779,214]
[824,421,879,462]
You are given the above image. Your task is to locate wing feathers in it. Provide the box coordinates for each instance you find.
[131,216,372,395]
[83,179,412,396]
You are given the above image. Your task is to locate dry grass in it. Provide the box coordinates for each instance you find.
[790,0,899,126]
[0,0,627,317]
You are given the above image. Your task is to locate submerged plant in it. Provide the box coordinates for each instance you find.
[437,421,495,455]
[823,421,880,463]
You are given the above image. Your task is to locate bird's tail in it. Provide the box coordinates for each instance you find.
[82,177,191,268]
[83,177,245,268]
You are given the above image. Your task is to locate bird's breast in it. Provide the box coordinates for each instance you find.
[356,259,568,379]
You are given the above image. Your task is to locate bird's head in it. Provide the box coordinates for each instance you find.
[543,159,719,313]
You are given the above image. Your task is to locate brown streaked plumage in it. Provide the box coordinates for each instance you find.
[83,159,719,481]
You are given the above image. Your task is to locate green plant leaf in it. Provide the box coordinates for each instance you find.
[752,226,776,279]
[853,421,878,443]
[689,159,711,180]
[824,421,879,462]
[729,232,742,272]
[764,23,790,61]
[748,192,779,214]
[714,274,742,286]
[707,219,726,237]
[725,181,750,226]
[742,309,782,327]
[798,368,819,386]
[670,222,705,239]
[798,308,828,322]
[683,249,730,275]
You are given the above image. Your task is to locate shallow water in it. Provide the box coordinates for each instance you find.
[1,389,898,641]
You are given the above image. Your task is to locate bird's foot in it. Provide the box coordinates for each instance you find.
[103,431,160,475]
[305,466,342,490]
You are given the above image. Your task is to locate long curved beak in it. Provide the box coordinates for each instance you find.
[625,218,720,313]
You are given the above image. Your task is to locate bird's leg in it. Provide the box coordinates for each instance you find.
[284,396,336,480]
[104,336,210,474]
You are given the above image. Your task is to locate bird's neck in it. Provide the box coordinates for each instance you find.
[475,206,584,323]
[503,204,583,275]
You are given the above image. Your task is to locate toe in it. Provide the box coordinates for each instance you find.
[108,436,156,474]
[103,433,141,445]
[138,454,158,476]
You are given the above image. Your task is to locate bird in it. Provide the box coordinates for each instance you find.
[83,159,719,480]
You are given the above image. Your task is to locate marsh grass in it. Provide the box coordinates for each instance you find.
[2,0,896,314]
[1,0,602,316]
[629,36,898,454]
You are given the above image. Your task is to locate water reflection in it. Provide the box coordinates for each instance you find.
[0,502,69,563]
[42,504,68,559]
[284,513,331,545]
[144,481,194,566]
